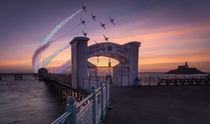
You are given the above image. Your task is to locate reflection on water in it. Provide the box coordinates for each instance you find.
[0,75,65,124]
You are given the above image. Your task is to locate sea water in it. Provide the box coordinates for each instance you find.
[0,75,65,124]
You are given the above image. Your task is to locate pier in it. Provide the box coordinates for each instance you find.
[47,74,111,124]
[44,74,88,102]
[0,73,37,81]
[157,77,209,85]
[137,76,210,86]
[45,73,210,124]
[1,1,210,123]
[14,74,23,80]
[35,37,210,124]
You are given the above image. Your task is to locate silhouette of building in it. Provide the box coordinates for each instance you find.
[38,68,48,75]
[166,61,205,74]
[178,61,188,70]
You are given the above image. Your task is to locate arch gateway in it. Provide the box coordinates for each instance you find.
[70,37,141,89]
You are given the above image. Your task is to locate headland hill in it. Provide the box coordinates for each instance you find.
[165,62,206,74]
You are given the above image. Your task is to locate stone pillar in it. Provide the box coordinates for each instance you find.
[126,42,141,86]
[70,37,89,89]
[113,63,129,86]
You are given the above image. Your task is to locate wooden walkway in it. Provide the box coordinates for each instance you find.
[104,86,210,124]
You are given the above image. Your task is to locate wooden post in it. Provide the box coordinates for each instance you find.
[66,96,76,124]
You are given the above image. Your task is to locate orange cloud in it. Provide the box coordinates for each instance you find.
[0,60,31,66]
[1,19,210,72]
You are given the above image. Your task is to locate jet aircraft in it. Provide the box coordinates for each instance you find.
[81,4,87,12]
[103,35,109,42]
[82,30,87,37]
[100,21,106,30]
[91,13,96,21]
[109,16,115,25]
[80,18,86,26]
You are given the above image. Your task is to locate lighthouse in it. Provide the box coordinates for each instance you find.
[185,61,188,68]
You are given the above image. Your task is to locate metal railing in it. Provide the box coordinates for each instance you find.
[78,77,102,92]
[137,75,210,86]
[51,79,110,124]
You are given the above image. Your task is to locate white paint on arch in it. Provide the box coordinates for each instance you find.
[70,37,141,89]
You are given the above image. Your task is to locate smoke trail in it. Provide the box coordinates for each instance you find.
[32,41,51,71]
[33,23,81,73]
[39,44,71,68]
[32,23,81,72]
[59,65,71,73]
[50,60,71,73]
[39,9,82,47]
[33,9,82,72]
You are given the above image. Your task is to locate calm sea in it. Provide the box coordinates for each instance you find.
[0,75,65,124]
[0,72,208,123]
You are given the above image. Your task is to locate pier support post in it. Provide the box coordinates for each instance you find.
[125,42,141,86]
[66,96,76,124]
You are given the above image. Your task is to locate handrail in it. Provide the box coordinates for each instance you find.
[76,87,101,109]
[48,76,72,88]
[95,87,102,94]
[51,112,71,124]
[76,94,93,109]
[51,78,110,124]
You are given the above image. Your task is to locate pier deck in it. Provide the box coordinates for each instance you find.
[104,85,210,124]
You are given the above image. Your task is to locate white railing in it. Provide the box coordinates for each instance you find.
[51,79,110,124]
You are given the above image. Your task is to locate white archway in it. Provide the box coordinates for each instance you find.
[70,37,141,89]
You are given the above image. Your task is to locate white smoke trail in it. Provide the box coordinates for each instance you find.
[39,44,71,68]
[50,60,71,73]
[33,9,82,72]
[39,9,82,47]
[32,23,82,72]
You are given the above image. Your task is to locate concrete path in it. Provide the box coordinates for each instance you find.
[104,85,210,124]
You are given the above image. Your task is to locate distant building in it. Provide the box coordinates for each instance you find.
[178,61,188,70]
[38,68,48,75]
[165,61,205,74]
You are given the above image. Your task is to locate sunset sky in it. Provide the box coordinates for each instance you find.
[0,0,210,73]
